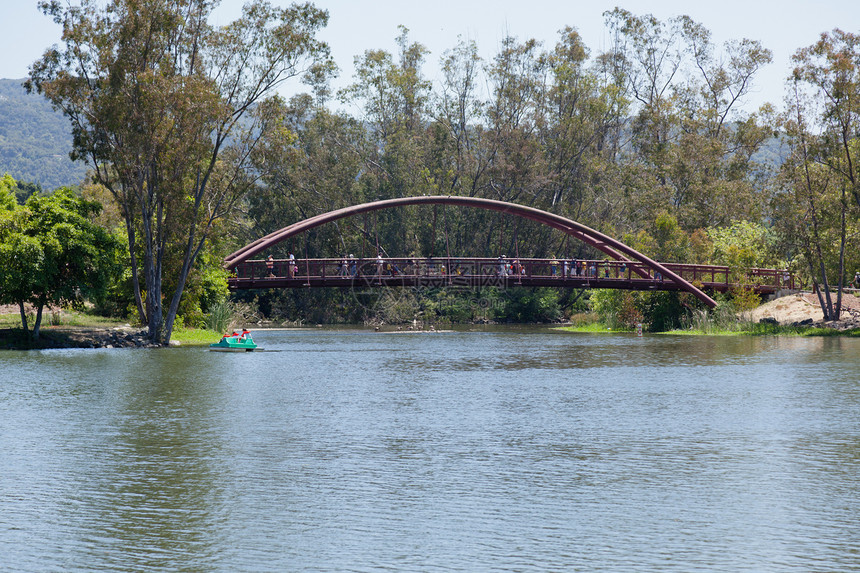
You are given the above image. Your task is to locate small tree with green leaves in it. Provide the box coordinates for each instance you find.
[0,188,119,339]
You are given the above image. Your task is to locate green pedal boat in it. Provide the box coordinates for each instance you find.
[209,331,260,352]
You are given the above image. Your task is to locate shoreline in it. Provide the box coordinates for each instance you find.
[0,325,220,350]
[5,320,860,351]
[4,291,860,350]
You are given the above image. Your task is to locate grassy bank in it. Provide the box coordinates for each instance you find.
[0,308,127,330]
[0,309,223,349]
[662,323,860,337]
[171,327,223,346]
[551,310,860,337]
[556,321,860,337]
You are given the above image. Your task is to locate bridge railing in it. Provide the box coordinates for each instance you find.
[229,257,794,292]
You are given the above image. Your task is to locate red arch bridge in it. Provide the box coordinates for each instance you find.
[224,196,796,309]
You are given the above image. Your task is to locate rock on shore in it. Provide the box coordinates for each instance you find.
[748,292,860,330]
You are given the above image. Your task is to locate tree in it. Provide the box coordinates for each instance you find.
[436,37,485,197]
[0,188,119,339]
[247,95,369,256]
[542,26,628,224]
[777,86,854,321]
[778,29,860,320]
[0,174,16,211]
[792,30,860,211]
[603,7,682,164]
[601,11,774,231]
[27,0,331,344]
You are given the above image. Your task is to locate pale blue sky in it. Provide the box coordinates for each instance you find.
[4,0,859,112]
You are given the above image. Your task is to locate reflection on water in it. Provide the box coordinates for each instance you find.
[1,330,859,572]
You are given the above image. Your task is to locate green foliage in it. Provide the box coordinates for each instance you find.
[590,288,701,332]
[15,7,843,333]
[680,304,747,334]
[709,220,780,269]
[28,0,331,344]
[13,180,44,205]
[775,29,860,320]
[492,287,563,323]
[174,251,232,328]
[636,291,687,332]
[0,186,121,338]
[0,223,44,321]
[0,173,16,211]
[590,289,634,330]
[205,301,236,334]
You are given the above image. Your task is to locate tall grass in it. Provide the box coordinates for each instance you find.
[205,301,234,334]
[674,305,860,337]
[679,305,750,334]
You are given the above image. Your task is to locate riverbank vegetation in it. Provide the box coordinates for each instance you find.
[2,1,860,345]
[0,306,222,349]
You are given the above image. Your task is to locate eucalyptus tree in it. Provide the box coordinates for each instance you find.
[339,27,436,255]
[602,9,775,231]
[247,94,370,256]
[542,27,631,234]
[603,8,683,163]
[791,29,860,212]
[27,0,331,344]
[671,16,774,229]
[435,38,484,197]
[340,26,431,196]
[482,35,549,206]
[776,47,860,321]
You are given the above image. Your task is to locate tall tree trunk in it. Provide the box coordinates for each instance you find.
[163,233,206,344]
[126,220,147,325]
[146,259,163,344]
[141,192,165,345]
[32,302,44,340]
[816,257,834,320]
[18,301,29,336]
[834,186,848,320]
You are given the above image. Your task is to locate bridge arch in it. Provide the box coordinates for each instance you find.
[225,196,717,308]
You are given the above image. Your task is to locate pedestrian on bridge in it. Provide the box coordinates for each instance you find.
[288,253,297,278]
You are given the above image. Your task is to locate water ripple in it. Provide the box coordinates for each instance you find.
[1,333,859,571]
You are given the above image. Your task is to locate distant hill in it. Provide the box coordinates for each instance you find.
[0,78,88,190]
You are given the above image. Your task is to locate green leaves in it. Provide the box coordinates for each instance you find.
[0,184,120,338]
[27,0,332,343]
[0,174,17,212]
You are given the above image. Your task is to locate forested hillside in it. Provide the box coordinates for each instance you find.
[0,78,88,190]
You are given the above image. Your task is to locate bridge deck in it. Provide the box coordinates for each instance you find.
[228,257,795,295]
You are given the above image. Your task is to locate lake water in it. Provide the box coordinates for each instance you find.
[1,328,859,572]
